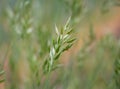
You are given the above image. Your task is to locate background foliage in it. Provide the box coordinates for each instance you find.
[0,0,120,89]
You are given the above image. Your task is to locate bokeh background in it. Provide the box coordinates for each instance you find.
[0,0,120,89]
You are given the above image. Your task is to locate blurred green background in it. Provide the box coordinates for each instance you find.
[0,0,120,89]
